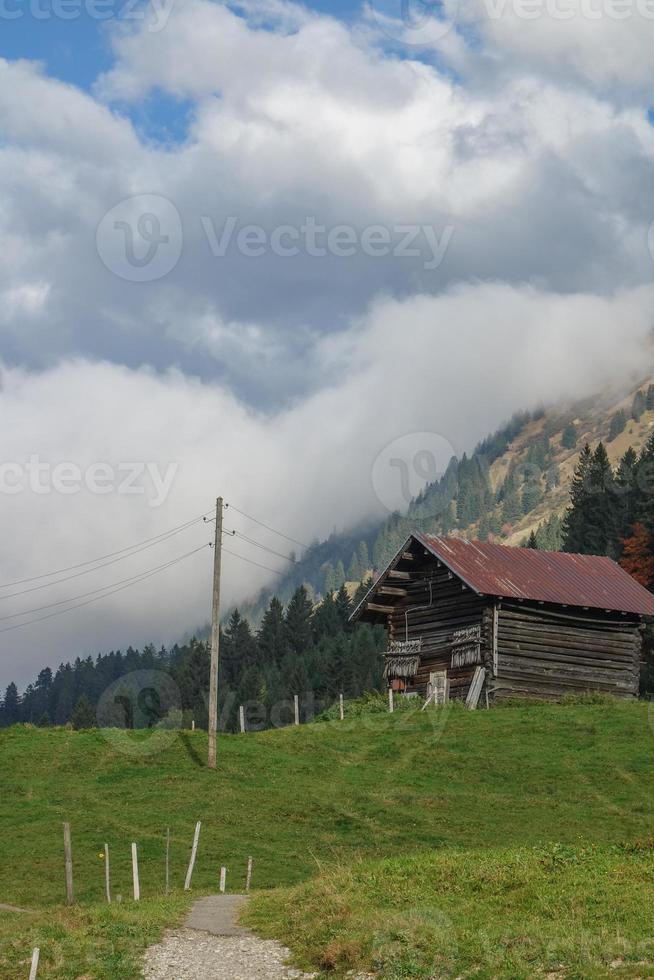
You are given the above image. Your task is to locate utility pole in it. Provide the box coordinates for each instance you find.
[208,496,223,769]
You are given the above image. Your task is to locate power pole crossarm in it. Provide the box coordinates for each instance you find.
[208,497,223,770]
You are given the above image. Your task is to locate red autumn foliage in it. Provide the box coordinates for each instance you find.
[619,523,654,589]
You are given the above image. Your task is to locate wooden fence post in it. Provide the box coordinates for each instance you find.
[63,823,74,906]
[28,948,40,980]
[239,705,245,733]
[388,688,394,713]
[191,720,195,731]
[339,693,344,721]
[245,856,253,892]
[184,821,201,891]
[294,695,299,726]
[165,828,170,896]
[219,867,226,893]
[104,843,111,903]
[132,843,140,902]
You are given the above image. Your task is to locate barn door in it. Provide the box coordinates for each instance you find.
[429,671,449,705]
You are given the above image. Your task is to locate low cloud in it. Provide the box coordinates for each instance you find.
[1,280,652,689]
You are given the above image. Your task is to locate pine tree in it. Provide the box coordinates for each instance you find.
[1,682,20,727]
[562,444,593,553]
[334,560,346,588]
[70,694,96,730]
[561,422,577,450]
[285,586,314,657]
[347,551,361,582]
[323,563,337,594]
[615,446,638,541]
[334,584,353,632]
[632,390,647,422]
[521,475,542,514]
[527,530,538,549]
[257,597,289,665]
[357,541,370,576]
[609,410,626,442]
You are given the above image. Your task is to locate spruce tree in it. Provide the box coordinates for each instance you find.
[527,530,538,549]
[632,390,647,422]
[1,682,20,727]
[357,541,370,576]
[334,560,346,588]
[257,597,289,665]
[608,410,626,442]
[71,694,96,730]
[562,444,593,553]
[561,422,577,450]
[347,551,361,582]
[334,584,353,632]
[285,586,314,657]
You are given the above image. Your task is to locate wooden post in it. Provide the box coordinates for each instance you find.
[339,693,344,721]
[219,866,226,893]
[208,497,223,770]
[184,821,201,891]
[191,720,195,732]
[28,948,40,980]
[63,822,74,906]
[131,842,140,901]
[245,856,253,892]
[294,694,299,726]
[388,687,394,713]
[239,705,245,733]
[165,828,170,896]
[104,843,111,903]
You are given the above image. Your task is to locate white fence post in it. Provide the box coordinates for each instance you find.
[219,866,226,893]
[339,693,344,721]
[131,843,140,902]
[388,687,394,713]
[294,695,299,726]
[245,856,253,892]
[28,948,40,980]
[184,821,202,891]
[239,705,245,733]
[104,843,111,903]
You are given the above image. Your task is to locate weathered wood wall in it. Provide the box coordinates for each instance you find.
[492,600,641,700]
[386,560,488,698]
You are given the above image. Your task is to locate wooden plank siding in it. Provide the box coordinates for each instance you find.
[492,601,641,700]
[386,562,489,699]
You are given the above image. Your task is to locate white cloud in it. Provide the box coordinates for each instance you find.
[1,281,653,688]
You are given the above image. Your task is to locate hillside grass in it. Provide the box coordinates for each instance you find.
[2,700,654,976]
[246,844,654,978]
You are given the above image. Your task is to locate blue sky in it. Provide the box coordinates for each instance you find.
[2,0,654,685]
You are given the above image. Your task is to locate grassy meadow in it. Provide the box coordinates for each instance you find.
[2,699,654,977]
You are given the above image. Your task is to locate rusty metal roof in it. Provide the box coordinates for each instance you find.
[415,534,654,616]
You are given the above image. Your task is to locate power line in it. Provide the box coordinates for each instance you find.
[222,528,296,563]
[223,502,309,550]
[221,545,285,576]
[0,542,211,635]
[0,544,212,623]
[0,512,213,602]
[0,510,213,591]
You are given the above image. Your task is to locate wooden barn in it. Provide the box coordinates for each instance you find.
[351,534,654,704]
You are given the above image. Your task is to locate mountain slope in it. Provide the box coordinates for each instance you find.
[239,374,654,623]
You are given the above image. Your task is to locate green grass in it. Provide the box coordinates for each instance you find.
[2,700,654,976]
[245,844,654,978]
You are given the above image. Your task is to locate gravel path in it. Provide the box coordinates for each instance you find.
[143,894,374,980]
[143,928,319,980]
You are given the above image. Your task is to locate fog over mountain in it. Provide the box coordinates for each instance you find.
[2,0,654,686]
